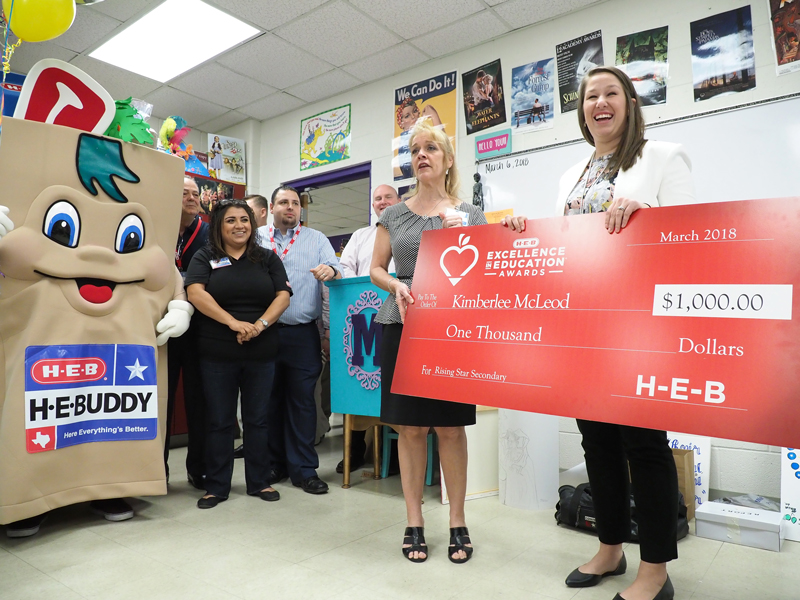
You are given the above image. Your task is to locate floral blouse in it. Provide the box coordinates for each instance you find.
[563,153,617,216]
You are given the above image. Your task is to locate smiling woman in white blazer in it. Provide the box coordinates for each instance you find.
[557,66,689,600]
[556,140,694,216]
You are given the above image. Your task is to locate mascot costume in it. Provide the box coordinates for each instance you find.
[0,59,190,533]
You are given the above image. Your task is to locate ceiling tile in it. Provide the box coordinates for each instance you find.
[485,0,509,4]
[217,34,333,89]
[7,41,77,75]
[196,110,250,133]
[86,0,160,22]
[70,55,162,100]
[350,0,484,38]
[285,70,362,103]
[143,86,229,127]
[412,11,509,58]
[53,8,122,53]
[274,1,400,67]
[342,43,428,83]
[208,0,329,30]
[492,0,604,28]
[171,62,276,109]
[238,92,306,121]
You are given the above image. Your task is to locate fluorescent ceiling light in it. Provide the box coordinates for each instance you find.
[89,0,260,82]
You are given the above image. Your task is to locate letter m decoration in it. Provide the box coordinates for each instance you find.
[351,313,381,368]
[343,291,383,390]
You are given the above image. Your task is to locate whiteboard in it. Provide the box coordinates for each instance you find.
[478,94,800,219]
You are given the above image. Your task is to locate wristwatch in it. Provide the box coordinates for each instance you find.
[259,319,269,329]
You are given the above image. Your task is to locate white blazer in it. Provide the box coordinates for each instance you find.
[554,140,696,217]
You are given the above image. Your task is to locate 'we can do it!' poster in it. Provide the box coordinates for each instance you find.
[392,71,457,184]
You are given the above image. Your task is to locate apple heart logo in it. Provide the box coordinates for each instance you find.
[440,233,479,286]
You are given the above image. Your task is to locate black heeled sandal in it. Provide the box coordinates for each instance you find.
[448,526,473,564]
[402,526,428,563]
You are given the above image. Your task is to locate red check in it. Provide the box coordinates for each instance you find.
[392,197,800,448]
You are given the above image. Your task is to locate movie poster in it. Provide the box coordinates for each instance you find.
[393,71,458,183]
[616,26,669,105]
[510,58,555,133]
[462,60,507,135]
[207,133,246,184]
[556,30,604,113]
[768,0,800,75]
[300,104,351,171]
[690,6,756,102]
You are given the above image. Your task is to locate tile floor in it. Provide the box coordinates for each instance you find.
[1,431,797,600]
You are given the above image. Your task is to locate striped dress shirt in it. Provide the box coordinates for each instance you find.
[257,224,340,325]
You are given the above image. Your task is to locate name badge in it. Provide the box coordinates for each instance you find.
[445,207,469,226]
[210,257,232,269]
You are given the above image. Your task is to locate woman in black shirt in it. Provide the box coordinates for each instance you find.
[185,200,291,509]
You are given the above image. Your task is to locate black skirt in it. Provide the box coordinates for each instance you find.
[380,323,476,427]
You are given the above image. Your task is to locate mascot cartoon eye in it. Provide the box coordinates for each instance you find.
[115,214,145,253]
[43,200,81,248]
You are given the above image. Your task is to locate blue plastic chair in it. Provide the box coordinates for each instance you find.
[381,426,437,485]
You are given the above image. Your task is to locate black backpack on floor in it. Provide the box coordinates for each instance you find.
[554,483,689,542]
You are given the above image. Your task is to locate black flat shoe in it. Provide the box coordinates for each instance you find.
[335,457,366,474]
[402,526,428,563]
[448,526,473,564]
[293,476,329,494]
[258,489,280,502]
[187,473,207,490]
[612,575,674,600]
[197,495,227,509]
[269,468,288,484]
[233,444,244,459]
[566,553,626,588]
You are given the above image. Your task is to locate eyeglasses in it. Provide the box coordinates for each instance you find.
[218,199,247,207]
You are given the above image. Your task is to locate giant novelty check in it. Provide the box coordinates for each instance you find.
[392,198,800,448]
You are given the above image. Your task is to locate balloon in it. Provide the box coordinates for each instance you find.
[3,0,76,43]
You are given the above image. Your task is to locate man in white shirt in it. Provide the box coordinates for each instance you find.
[335,184,399,473]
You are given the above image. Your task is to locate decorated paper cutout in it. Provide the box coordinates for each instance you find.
[104,97,155,145]
[13,59,115,134]
[76,134,140,203]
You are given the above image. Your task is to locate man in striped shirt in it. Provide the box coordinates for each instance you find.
[258,185,341,494]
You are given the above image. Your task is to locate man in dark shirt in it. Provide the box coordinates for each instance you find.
[165,177,210,488]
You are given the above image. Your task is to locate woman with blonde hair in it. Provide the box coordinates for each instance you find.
[372,120,524,564]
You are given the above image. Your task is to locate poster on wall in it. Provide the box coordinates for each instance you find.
[690,6,756,102]
[616,26,669,105]
[207,133,246,184]
[510,58,555,133]
[300,104,351,171]
[462,59,507,135]
[781,447,800,541]
[556,30,604,113]
[393,71,458,183]
[186,173,243,223]
[768,0,800,75]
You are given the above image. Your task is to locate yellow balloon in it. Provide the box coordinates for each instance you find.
[3,0,76,43]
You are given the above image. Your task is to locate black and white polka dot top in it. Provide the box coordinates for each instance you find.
[375,201,487,325]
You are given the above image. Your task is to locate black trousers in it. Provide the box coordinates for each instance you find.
[267,323,322,483]
[165,322,207,478]
[201,359,275,497]
[577,420,679,564]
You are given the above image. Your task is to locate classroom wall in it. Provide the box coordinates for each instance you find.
[222,0,798,498]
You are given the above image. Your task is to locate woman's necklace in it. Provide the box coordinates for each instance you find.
[417,197,450,219]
